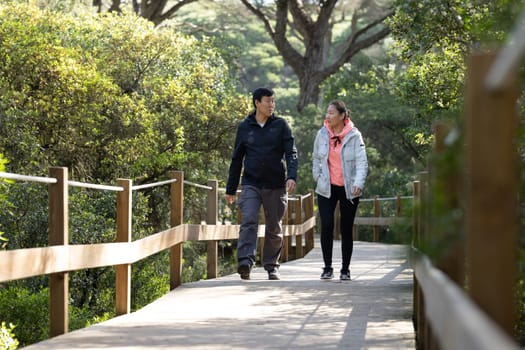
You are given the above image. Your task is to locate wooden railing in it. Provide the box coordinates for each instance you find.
[325,195,414,242]
[353,195,412,241]
[0,169,315,337]
[410,30,523,350]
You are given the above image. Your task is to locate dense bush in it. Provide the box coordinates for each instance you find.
[0,286,47,347]
[0,3,248,183]
[0,2,248,346]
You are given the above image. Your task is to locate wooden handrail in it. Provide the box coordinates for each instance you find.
[412,249,520,350]
[0,169,317,337]
[411,48,521,349]
[0,218,317,282]
[0,167,413,338]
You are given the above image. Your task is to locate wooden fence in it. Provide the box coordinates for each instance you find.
[410,46,522,349]
[326,195,413,242]
[0,161,416,342]
[0,169,316,337]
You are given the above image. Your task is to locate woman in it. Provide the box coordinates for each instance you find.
[312,100,368,280]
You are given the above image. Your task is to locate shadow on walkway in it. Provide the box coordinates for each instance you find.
[23,240,415,350]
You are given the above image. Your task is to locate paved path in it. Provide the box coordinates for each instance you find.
[23,240,415,350]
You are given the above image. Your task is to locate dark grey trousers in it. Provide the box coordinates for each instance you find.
[237,185,287,271]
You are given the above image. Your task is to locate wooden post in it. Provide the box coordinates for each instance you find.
[170,171,184,290]
[48,167,68,337]
[419,171,430,247]
[286,195,297,260]
[305,190,315,253]
[415,281,424,349]
[206,180,218,279]
[373,196,380,242]
[294,196,303,258]
[412,181,421,248]
[431,122,464,285]
[282,202,289,262]
[465,51,519,337]
[396,195,402,217]
[412,180,423,349]
[116,179,132,315]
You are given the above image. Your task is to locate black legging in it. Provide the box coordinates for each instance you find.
[318,185,359,271]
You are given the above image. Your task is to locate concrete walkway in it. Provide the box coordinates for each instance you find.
[23,240,415,350]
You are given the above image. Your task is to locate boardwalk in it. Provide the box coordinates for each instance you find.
[23,240,415,350]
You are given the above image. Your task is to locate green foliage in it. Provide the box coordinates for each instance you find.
[69,308,112,332]
[0,2,248,183]
[0,182,48,251]
[131,253,170,310]
[414,126,464,261]
[1,0,523,346]
[182,242,208,282]
[218,241,237,276]
[0,322,18,350]
[386,201,415,245]
[173,1,299,113]
[0,286,48,347]
[388,0,522,119]
[389,1,525,343]
[387,1,467,136]
[289,104,321,195]
[0,153,8,249]
[0,2,249,346]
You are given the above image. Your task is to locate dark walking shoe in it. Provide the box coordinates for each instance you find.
[268,268,280,280]
[320,267,334,280]
[340,270,351,281]
[238,264,251,280]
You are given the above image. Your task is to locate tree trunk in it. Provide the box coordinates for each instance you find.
[241,0,393,112]
[99,0,393,112]
[297,71,323,111]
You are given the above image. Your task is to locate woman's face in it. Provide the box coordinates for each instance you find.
[325,105,344,129]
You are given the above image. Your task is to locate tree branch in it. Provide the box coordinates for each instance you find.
[324,10,394,78]
[157,0,199,24]
[288,0,313,39]
[240,0,304,75]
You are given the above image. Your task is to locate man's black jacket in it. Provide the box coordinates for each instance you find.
[226,112,298,195]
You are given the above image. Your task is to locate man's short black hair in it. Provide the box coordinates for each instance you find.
[252,87,274,109]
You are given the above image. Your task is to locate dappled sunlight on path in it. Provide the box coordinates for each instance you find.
[23,240,414,350]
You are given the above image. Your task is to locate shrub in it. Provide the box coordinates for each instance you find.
[0,322,18,350]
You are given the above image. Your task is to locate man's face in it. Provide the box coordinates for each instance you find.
[256,95,275,117]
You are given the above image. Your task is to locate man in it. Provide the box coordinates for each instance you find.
[225,87,298,280]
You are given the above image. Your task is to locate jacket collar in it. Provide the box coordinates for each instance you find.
[247,112,275,125]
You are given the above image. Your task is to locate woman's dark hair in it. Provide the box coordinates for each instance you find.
[252,87,274,109]
[328,100,351,119]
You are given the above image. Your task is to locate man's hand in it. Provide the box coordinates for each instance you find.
[225,194,235,205]
[351,186,362,196]
[286,179,296,193]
